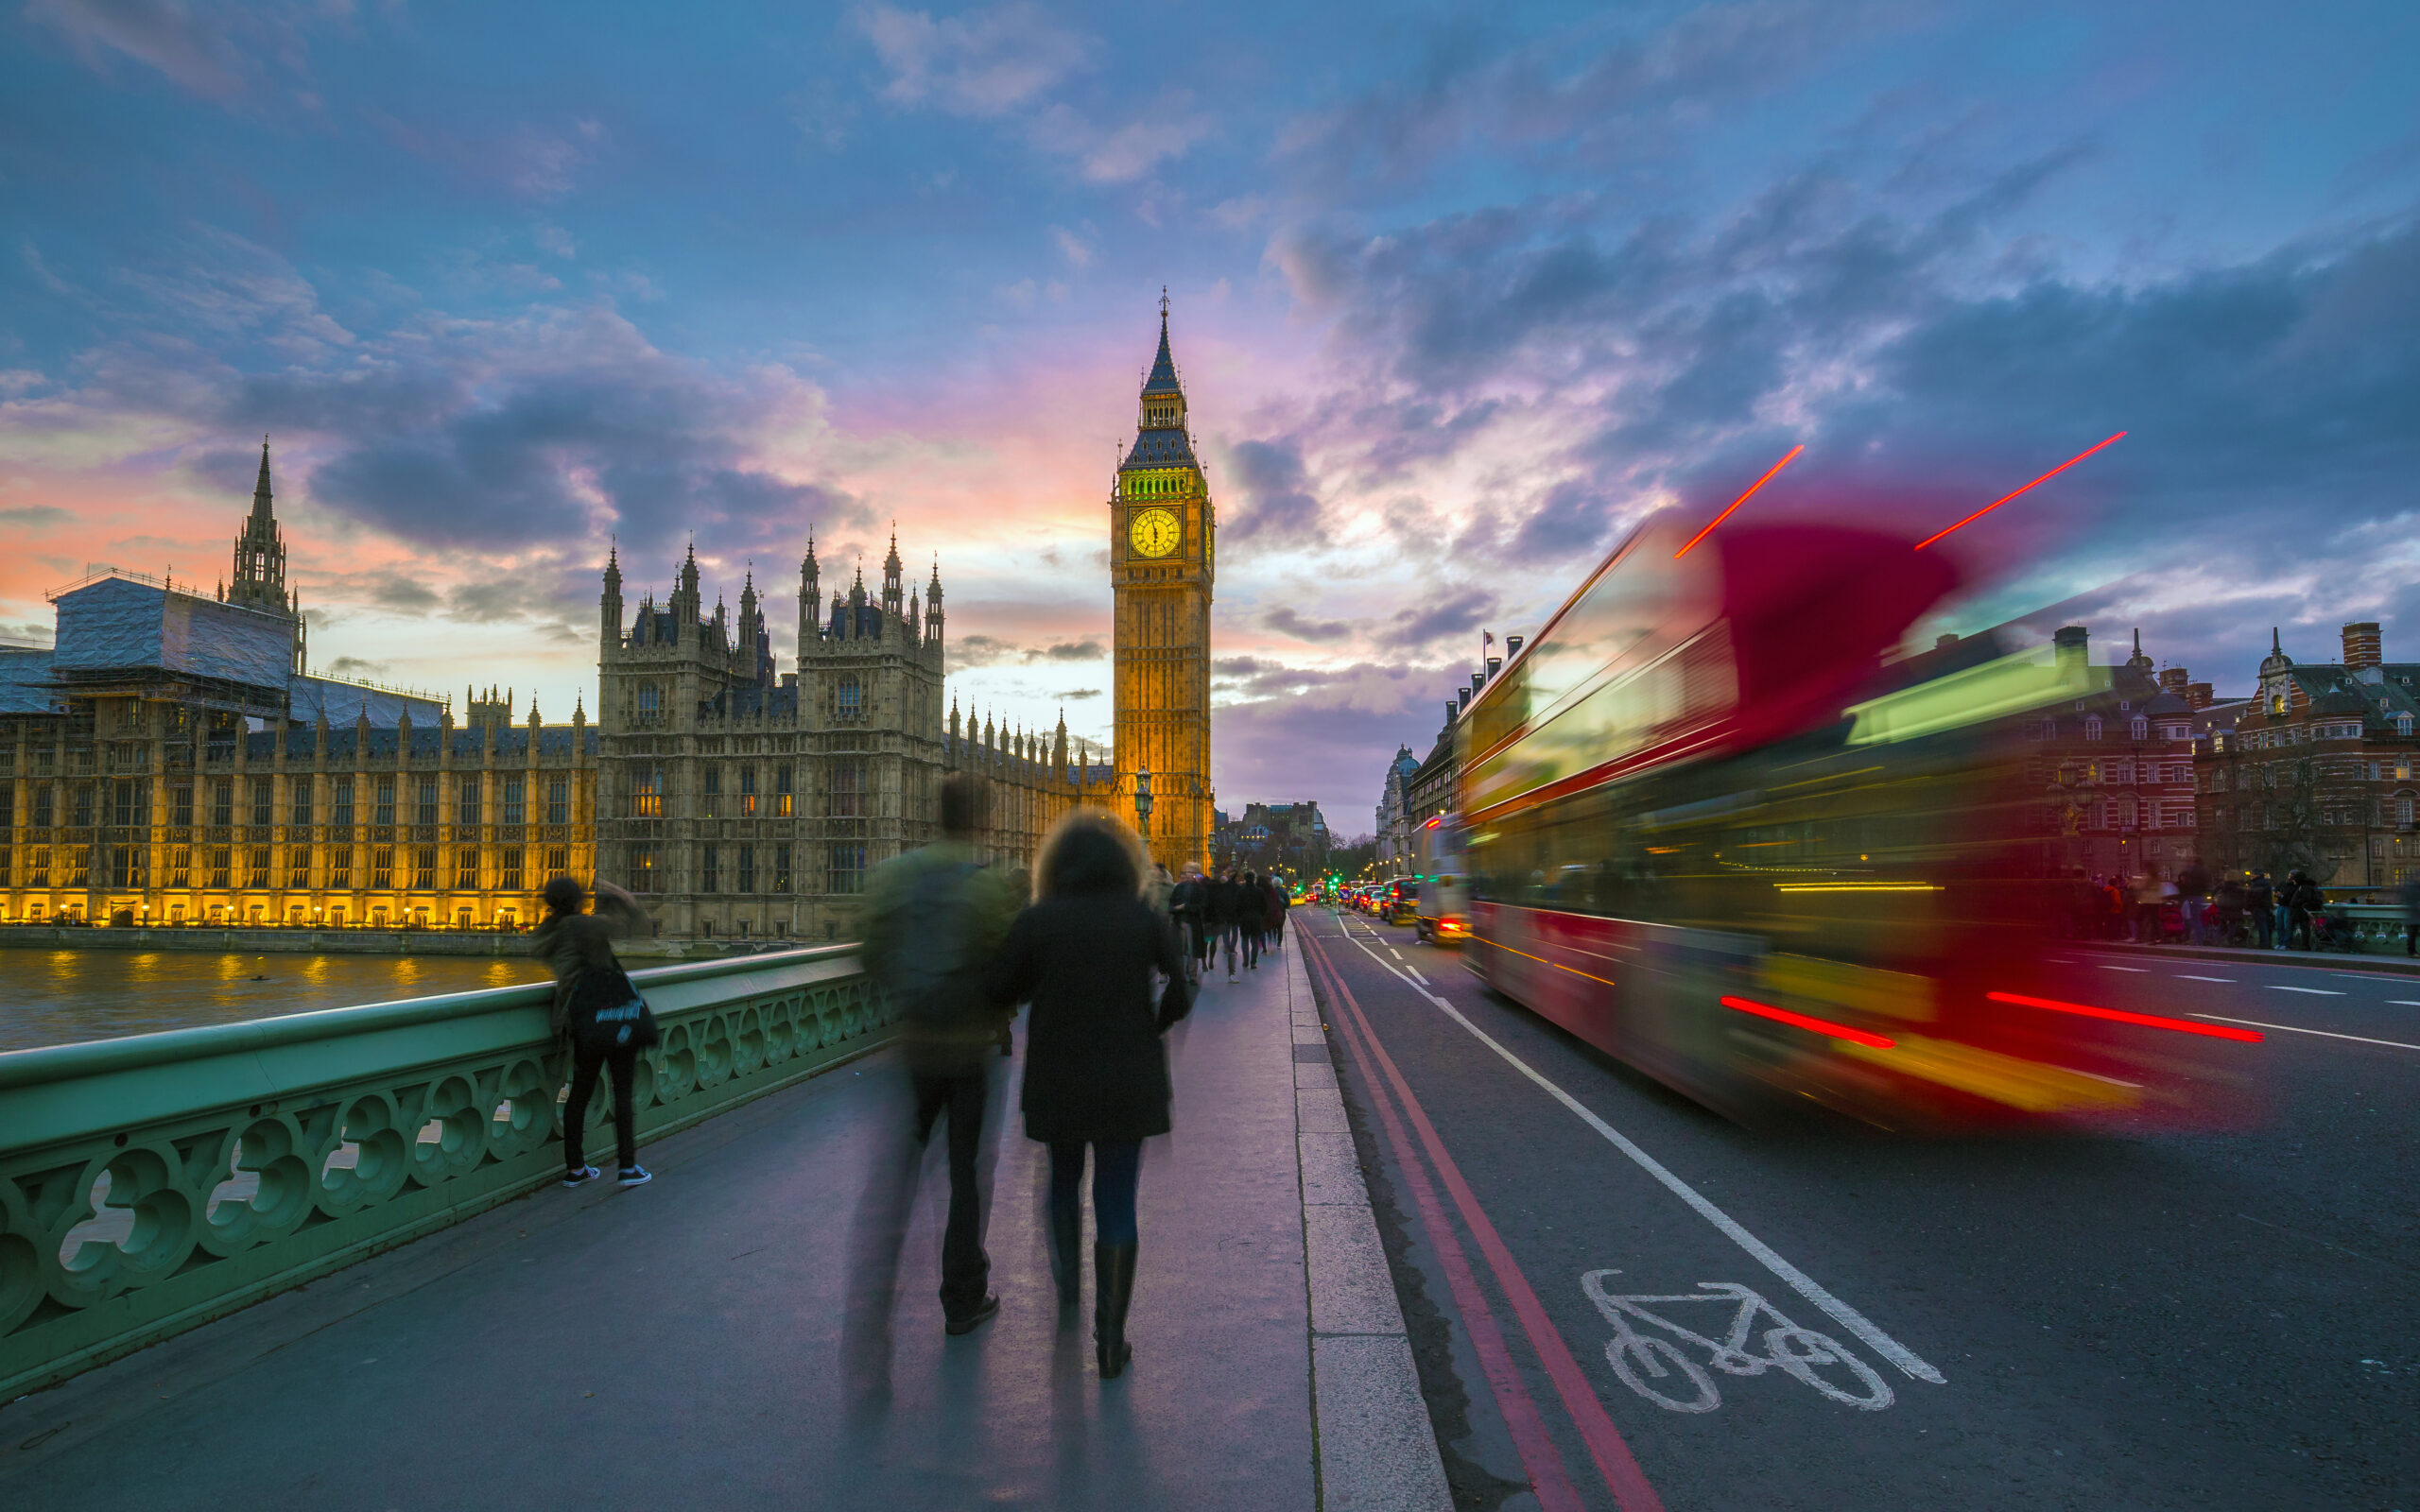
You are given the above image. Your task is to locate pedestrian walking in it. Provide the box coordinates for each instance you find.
[1170,863,1209,985]
[532,875,658,1189]
[1263,872,1288,952]
[1211,868,1244,982]
[1239,869,1265,971]
[2176,861,2211,945]
[2249,871,2275,949]
[857,773,1022,1335]
[2216,874,2246,947]
[2285,871,2320,951]
[988,811,1191,1380]
[2132,872,2165,944]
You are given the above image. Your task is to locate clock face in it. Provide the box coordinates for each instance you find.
[1130,506,1182,558]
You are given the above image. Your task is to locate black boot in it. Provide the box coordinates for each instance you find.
[1049,1202,1082,1309]
[1094,1242,1137,1379]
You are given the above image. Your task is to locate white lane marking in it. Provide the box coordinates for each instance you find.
[1389,947,1406,961]
[2332,972,2411,981]
[2176,974,2236,983]
[2191,1014,2420,1053]
[2099,965,2150,973]
[2268,986,2344,996]
[2392,1001,2420,1007]
[1334,931,1945,1386]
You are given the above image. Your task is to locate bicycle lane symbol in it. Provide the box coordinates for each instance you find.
[1581,1270,1896,1414]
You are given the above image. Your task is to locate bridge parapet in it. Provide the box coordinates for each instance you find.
[0,947,888,1400]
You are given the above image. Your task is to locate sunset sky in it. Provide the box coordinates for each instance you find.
[4,1,2415,833]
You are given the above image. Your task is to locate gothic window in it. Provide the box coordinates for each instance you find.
[546,774,569,825]
[632,766,663,818]
[375,778,395,827]
[830,760,867,817]
[210,845,231,887]
[330,847,352,890]
[544,846,567,881]
[250,847,272,888]
[829,842,866,895]
[291,781,313,828]
[458,777,483,827]
[501,775,526,826]
[29,846,50,886]
[372,847,393,889]
[838,676,863,723]
[172,782,193,827]
[773,843,792,893]
[412,847,436,891]
[455,848,479,890]
[66,845,89,886]
[111,845,136,888]
[638,682,661,721]
[738,845,756,894]
[629,844,658,893]
[702,766,721,819]
[740,765,758,816]
[416,778,439,827]
[501,847,525,892]
[289,847,312,889]
[333,778,354,829]
[776,763,794,816]
[34,785,53,828]
[700,845,720,894]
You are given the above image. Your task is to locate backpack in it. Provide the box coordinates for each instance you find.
[566,964,660,1056]
[884,860,988,1030]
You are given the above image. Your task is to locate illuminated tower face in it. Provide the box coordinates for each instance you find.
[1112,299,1214,870]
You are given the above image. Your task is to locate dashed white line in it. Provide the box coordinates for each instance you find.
[2175,974,2236,983]
[2099,965,2150,973]
[1326,926,1944,1386]
[2391,1001,2420,1007]
[2191,1015,2420,1053]
[2268,986,2345,996]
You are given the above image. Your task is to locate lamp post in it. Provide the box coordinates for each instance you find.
[1135,767,1153,839]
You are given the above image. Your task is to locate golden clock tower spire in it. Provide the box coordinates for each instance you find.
[1112,292,1213,869]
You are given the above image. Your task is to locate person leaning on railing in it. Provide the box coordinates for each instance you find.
[532,876,655,1189]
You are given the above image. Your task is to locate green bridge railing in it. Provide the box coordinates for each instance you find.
[0,947,890,1400]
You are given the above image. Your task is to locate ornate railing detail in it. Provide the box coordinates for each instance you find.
[0,946,886,1399]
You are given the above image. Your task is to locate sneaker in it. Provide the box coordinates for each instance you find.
[562,1165,601,1188]
[617,1165,653,1187]
[1228,973,1238,983]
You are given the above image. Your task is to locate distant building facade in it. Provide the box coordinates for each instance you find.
[0,445,597,929]
[2193,622,2420,888]
[2023,627,2204,883]
[1218,800,1328,878]
[596,535,1114,941]
[1374,744,1420,875]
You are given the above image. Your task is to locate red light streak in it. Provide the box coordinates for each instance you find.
[1673,445,1804,559]
[1720,995,1895,1048]
[1985,990,2263,1042]
[1913,432,2127,550]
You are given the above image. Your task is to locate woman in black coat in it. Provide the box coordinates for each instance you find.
[989,812,1189,1380]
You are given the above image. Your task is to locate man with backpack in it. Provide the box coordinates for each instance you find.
[858,774,1020,1335]
[1169,863,1208,985]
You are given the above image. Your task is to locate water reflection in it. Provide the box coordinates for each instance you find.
[0,947,555,1054]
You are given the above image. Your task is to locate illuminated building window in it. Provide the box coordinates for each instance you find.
[456,848,479,890]
[776,763,793,816]
[248,847,270,888]
[741,765,757,816]
[111,845,137,888]
[210,846,231,888]
[67,846,90,885]
[169,848,191,887]
[330,849,352,889]
[630,844,658,892]
[410,846,435,890]
[544,846,567,881]
[29,847,49,886]
[632,766,662,818]
[288,847,311,889]
[372,847,394,889]
[501,847,524,892]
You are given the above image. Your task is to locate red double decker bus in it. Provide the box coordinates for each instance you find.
[1458,509,2256,1131]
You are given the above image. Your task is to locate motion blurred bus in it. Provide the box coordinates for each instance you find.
[1457,509,2256,1132]
[1412,814,1469,946]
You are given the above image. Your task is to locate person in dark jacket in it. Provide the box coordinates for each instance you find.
[1262,874,1288,951]
[1238,869,1264,971]
[988,812,1189,1381]
[1169,864,1209,985]
[2248,871,2275,948]
[531,876,654,1189]
[2285,872,2321,950]
[1208,868,1244,983]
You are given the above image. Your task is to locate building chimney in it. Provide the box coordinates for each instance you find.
[2160,667,2188,696]
[1446,701,1460,724]
[1470,673,1485,693]
[1458,687,1473,711]
[2186,681,2213,710]
[1485,656,1502,679]
[2343,622,2382,679]
[2052,625,2089,674]
[1506,634,1525,658]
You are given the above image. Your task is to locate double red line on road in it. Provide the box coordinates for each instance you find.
[1303,930,1666,1512]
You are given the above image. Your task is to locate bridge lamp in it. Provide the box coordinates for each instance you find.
[1135,767,1153,835]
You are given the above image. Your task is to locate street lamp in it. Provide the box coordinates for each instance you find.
[1135,766,1153,838]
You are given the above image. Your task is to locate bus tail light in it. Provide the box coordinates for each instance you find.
[1985,991,2263,1043]
[1720,995,1895,1049]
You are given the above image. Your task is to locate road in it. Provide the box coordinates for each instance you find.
[1290,905,2418,1511]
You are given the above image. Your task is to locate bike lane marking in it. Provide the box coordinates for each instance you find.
[1301,935,1595,1512]
[1335,931,1948,1387]
[2189,1014,2420,1053]
[1305,932,1667,1512]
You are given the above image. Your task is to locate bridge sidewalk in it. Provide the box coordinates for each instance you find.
[0,930,1443,1510]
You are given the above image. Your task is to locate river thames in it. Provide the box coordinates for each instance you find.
[0,947,556,1054]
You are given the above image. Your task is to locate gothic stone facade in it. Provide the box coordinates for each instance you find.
[596,537,1112,942]
[0,444,596,930]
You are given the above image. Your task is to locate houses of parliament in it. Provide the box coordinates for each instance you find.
[0,306,1217,941]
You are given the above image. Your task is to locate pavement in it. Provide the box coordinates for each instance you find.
[1296,906,2420,1511]
[0,929,1445,1511]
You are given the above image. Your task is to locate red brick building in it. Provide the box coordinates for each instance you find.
[2028,627,2203,883]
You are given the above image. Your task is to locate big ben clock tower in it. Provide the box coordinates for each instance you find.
[1113,295,1214,870]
